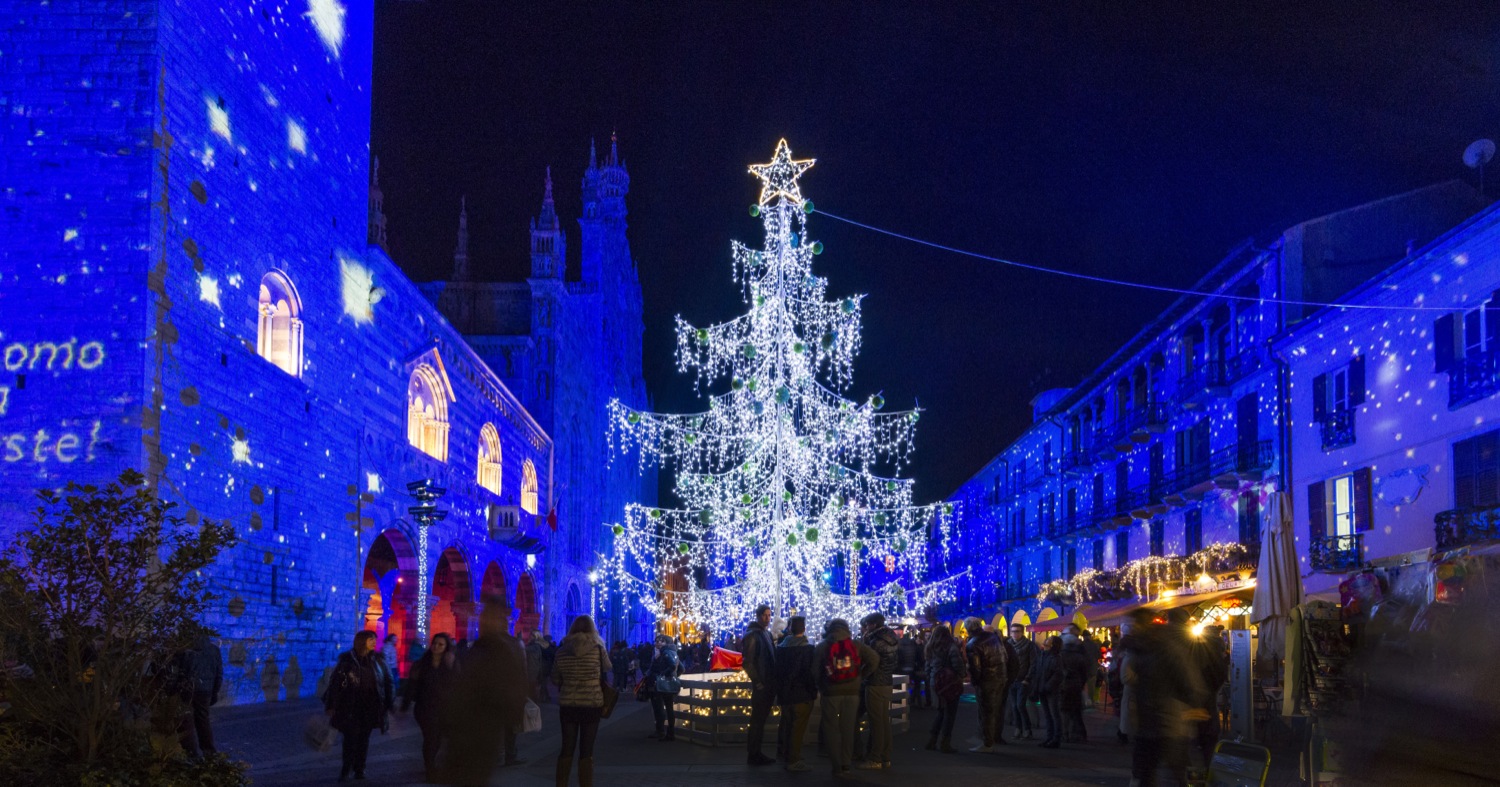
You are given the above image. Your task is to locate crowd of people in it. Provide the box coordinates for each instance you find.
[314,600,1232,785]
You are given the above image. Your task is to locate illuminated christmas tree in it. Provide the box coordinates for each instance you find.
[603,140,961,633]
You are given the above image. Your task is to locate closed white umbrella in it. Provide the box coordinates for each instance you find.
[1251,490,1302,673]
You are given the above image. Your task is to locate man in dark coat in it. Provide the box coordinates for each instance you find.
[774,616,817,772]
[896,629,927,708]
[445,602,531,785]
[856,613,900,770]
[1007,623,1039,739]
[184,632,223,756]
[963,617,1010,753]
[1123,609,1208,786]
[740,604,777,767]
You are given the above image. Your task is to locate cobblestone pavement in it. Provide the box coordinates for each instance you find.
[217,696,1157,786]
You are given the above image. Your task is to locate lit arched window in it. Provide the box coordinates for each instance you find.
[257,271,304,377]
[407,365,449,461]
[520,458,538,515]
[478,422,502,494]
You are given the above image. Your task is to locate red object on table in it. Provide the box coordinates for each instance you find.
[710,646,743,671]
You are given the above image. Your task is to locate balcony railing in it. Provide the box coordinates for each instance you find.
[1060,449,1092,476]
[1448,351,1500,409]
[1182,353,1262,398]
[1209,439,1274,477]
[1093,403,1171,454]
[1435,505,1500,552]
[1310,533,1363,573]
[1319,408,1356,452]
[998,580,1040,601]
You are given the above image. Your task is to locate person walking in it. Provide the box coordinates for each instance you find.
[962,617,1009,753]
[1121,609,1208,786]
[324,630,395,782]
[401,632,459,782]
[1031,635,1065,748]
[1059,636,1091,743]
[183,631,222,758]
[774,615,817,772]
[895,628,927,708]
[645,634,681,741]
[445,603,531,785]
[1185,621,1229,771]
[856,613,899,770]
[552,615,612,787]
[811,618,878,777]
[609,641,632,691]
[740,604,777,767]
[924,623,965,754]
[1007,624,1039,740]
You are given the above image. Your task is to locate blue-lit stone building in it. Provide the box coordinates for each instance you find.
[941,182,1484,626]
[0,1,645,701]
[1280,201,1500,598]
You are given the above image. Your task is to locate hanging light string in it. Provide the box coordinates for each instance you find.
[814,208,1461,313]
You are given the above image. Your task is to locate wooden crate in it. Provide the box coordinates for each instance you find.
[673,672,909,747]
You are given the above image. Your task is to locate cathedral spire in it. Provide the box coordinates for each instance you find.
[607,130,619,167]
[453,196,470,281]
[530,170,564,279]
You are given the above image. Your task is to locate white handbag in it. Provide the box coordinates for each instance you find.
[522,699,543,733]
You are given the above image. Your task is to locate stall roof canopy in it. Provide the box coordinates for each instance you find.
[1070,587,1254,630]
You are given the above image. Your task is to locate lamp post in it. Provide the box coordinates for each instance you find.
[406,479,447,644]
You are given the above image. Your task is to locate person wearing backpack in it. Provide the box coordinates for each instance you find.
[924,623,966,753]
[740,604,778,767]
[811,618,878,777]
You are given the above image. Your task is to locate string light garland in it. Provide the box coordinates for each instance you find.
[815,209,1462,313]
[1034,541,1249,603]
[601,140,963,633]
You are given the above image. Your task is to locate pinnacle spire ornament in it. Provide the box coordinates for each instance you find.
[748,138,815,207]
[601,142,962,634]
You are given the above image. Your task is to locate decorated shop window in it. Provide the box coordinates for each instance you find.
[407,365,450,461]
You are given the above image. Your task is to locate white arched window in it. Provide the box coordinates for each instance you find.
[407,365,449,461]
[520,458,538,515]
[478,422,502,494]
[257,271,303,377]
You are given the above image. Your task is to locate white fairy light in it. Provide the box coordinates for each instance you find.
[602,141,962,634]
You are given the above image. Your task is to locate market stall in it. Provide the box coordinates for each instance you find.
[673,671,910,747]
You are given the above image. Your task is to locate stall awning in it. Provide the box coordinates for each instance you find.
[1074,598,1150,630]
[1144,586,1253,616]
[1051,587,1255,631]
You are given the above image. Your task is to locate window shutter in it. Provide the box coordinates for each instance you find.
[1434,313,1456,373]
[1349,355,1366,406]
[1454,435,1476,510]
[1353,467,1373,532]
[1307,480,1326,541]
[1312,373,1328,421]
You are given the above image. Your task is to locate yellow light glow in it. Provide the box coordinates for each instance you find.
[748,139,814,207]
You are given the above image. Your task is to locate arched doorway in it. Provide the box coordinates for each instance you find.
[429,546,474,643]
[362,529,417,675]
[480,561,507,605]
[563,583,583,632]
[515,573,539,638]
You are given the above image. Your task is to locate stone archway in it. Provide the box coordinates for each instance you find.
[515,572,540,638]
[362,528,418,675]
[563,582,583,632]
[429,545,475,643]
[480,561,507,606]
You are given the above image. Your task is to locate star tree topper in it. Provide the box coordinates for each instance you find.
[749,138,815,207]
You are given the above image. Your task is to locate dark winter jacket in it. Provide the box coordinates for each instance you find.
[324,650,395,733]
[924,640,966,691]
[895,635,922,674]
[811,622,879,697]
[647,644,680,694]
[964,630,1009,689]
[552,633,612,708]
[525,639,545,681]
[1007,636,1039,686]
[401,653,458,726]
[1059,641,1091,694]
[451,631,529,727]
[1030,649,1063,698]
[1121,627,1208,739]
[774,634,817,705]
[862,626,900,687]
[635,642,654,672]
[740,620,776,690]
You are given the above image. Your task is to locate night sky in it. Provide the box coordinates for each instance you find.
[371,2,1500,500]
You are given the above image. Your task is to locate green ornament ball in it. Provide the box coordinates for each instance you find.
[842,298,856,314]
[803,200,815,214]
[741,493,753,505]
[742,344,757,359]
[685,433,697,445]
[805,527,819,542]
[753,402,765,415]
[678,542,691,555]
[626,411,641,424]
[699,510,713,524]
[775,386,790,403]
[782,490,793,501]
[812,241,824,255]
[756,295,766,307]
[747,378,758,392]
[696,328,709,342]
[874,513,887,526]
[871,395,885,410]
[732,377,744,391]
[821,334,835,349]
[793,341,805,354]
[750,204,761,217]
[612,524,624,536]
[649,508,662,519]
[943,503,955,515]
[787,534,799,546]
[852,540,864,552]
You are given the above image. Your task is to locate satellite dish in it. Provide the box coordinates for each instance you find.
[1464,139,1495,199]
[1463,139,1495,169]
